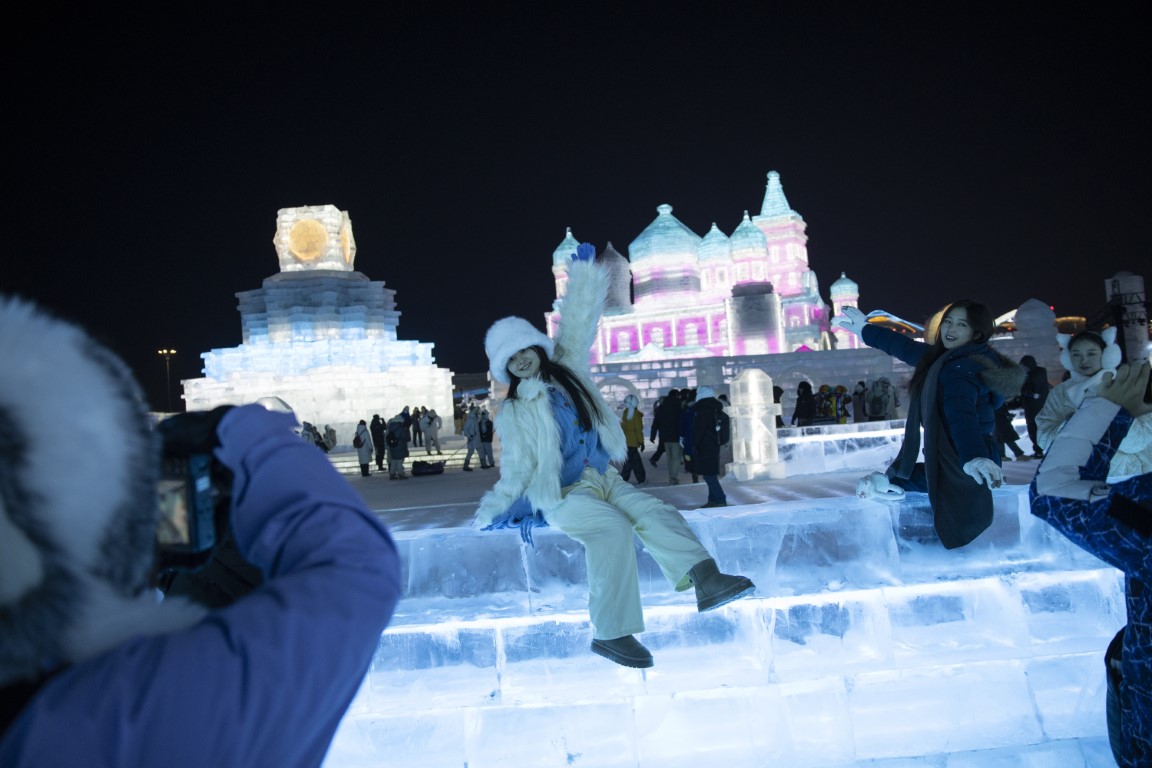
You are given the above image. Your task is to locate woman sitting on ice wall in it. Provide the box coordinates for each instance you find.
[474,242,755,669]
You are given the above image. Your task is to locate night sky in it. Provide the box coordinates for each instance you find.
[8,8,1150,410]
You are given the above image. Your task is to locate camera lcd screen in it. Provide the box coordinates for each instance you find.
[157,477,192,546]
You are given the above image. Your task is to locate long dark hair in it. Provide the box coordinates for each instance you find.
[909,299,995,395]
[506,345,602,431]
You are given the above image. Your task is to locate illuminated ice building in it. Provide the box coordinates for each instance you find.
[540,171,881,440]
[182,205,454,442]
[547,171,864,361]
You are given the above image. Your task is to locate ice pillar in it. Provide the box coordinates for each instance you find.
[728,368,786,481]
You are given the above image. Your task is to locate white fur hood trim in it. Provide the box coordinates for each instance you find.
[0,296,206,685]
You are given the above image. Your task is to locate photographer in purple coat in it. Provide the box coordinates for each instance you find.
[0,296,402,767]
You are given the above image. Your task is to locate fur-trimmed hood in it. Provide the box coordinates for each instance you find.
[975,350,1028,400]
[0,297,204,686]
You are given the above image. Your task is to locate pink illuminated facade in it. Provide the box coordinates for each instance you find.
[547,171,862,363]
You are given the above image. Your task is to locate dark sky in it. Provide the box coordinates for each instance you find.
[7,8,1150,409]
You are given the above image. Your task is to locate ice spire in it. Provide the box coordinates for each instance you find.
[759,171,797,218]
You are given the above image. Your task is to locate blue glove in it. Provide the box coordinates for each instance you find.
[517,511,549,545]
[482,508,549,545]
[572,242,596,262]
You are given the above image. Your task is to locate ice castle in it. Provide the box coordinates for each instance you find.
[182,204,454,441]
[547,171,865,362]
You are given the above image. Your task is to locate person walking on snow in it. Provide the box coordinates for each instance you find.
[354,419,373,477]
[386,414,410,479]
[619,394,646,484]
[475,242,755,669]
[477,409,496,469]
[422,409,443,455]
[690,386,730,508]
[369,414,386,471]
[461,404,480,471]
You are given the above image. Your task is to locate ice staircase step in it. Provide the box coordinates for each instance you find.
[386,485,1109,626]
[331,567,1121,767]
[322,485,1125,767]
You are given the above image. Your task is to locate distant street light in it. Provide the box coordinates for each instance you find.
[157,349,177,413]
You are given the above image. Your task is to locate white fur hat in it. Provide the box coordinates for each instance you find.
[696,386,716,401]
[485,316,554,384]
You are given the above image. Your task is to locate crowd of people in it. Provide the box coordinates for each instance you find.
[788,376,900,426]
[296,406,447,479]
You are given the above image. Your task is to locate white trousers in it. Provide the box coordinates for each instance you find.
[546,467,711,640]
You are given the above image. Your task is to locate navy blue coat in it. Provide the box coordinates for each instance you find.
[862,325,1011,466]
[691,397,726,475]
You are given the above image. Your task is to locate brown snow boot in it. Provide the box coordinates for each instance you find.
[689,558,755,612]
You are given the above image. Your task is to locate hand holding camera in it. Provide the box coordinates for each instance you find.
[156,406,235,573]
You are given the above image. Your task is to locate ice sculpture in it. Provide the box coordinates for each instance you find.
[182,205,454,441]
[727,368,785,480]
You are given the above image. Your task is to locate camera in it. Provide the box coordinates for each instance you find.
[156,453,222,572]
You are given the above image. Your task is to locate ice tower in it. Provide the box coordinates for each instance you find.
[182,204,454,441]
[548,171,846,363]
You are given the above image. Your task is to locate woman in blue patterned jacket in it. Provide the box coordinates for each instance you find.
[1030,362,1152,768]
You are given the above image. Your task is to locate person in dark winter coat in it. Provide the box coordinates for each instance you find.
[679,388,698,483]
[477,410,496,469]
[690,387,730,507]
[0,297,401,767]
[773,385,785,428]
[462,405,480,471]
[410,405,423,447]
[836,300,1025,549]
[647,395,666,467]
[791,381,816,427]
[1019,355,1051,458]
[995,403,1026,460]
[851,381,867,423]
[1029,361,1152,768]
[369,414,386,471]
[386,414,410,479]
[653,389,684,483]
[475,243,755,670]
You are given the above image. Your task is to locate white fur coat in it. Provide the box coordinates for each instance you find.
[475,259,627,527]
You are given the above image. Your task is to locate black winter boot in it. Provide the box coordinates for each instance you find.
[689,558,755,612]
[591,635,654,668]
